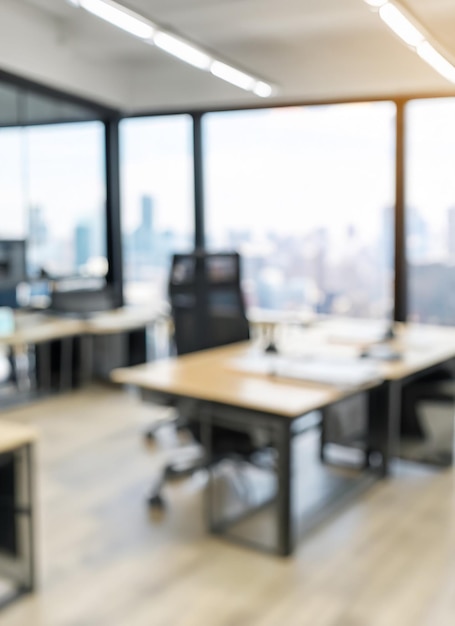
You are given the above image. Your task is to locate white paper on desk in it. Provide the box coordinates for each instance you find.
[230,354,381,388]
[327,325,389,345]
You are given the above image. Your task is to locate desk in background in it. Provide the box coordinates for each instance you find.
[0,306,162,398]
[277,318,455,469]
[84,306,165,380]
[0,313,86,393]
[248,314,455,466]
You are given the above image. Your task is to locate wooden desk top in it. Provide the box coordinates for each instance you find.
[0,420,37,453]
[294,319,455,381]
[0,306,162,346]
[0,313,86,347]
[112,320,455,418]
[112,342,378,419]
[83,306,163,335]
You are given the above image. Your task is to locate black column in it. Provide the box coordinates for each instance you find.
[192,113,205,250]
[394,101,406,322]
[105,117,124,307]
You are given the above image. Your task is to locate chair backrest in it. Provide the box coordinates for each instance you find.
[168,251,250,355]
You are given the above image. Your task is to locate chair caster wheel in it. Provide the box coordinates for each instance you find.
[148,494,165,509]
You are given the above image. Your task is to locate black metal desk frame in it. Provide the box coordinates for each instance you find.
[142,385,388,557]
[0,442,36,609]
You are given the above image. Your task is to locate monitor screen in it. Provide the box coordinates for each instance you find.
[0,240,26,289]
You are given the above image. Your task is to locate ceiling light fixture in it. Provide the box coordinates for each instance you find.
[363,0,455,85]
[210,61,256,91]
[364,0,387,6]
[378,3,424,47]
[78,0,155,40]
[153,32,212,70]
[253,81,274,98]
[417,42,455,84]
[69,0,275,97]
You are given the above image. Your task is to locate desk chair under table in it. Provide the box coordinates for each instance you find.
[147,251,273,509]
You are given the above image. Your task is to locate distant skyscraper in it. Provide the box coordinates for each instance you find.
[29,205,48,246]
[141,195,154,233]
[126,195,158,279]
[75,223,91,268]
[407,207,429,263]
[132,195,155,253]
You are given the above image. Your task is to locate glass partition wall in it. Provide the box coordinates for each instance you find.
[0,122,106,279]
[27,122,106,278]
[0,76,113,295]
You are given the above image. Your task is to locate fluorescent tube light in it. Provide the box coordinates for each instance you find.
[210,61,256,90]
[72,0,276,96]
[378,3,425,47]
[253,81,274,98]
[365,0,455,86]
[364,0,388,7]
[417,42,455,84]
[79,0,155,40]
[153,32,212,70]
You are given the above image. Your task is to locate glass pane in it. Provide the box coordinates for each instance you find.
[0,83,19,126]
[24,92,99,125]
[25,122,106,278]
[0,128,27,238]
[406,98,455,325]
[204,103,396,319]
[120,115,194,305]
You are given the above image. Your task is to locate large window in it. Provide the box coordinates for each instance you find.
[0,121,106,279]
[120,115,194,305]
[26,122,106,278]
[406,98,455,325]
[204,103,396,318]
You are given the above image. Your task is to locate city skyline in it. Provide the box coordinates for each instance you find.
[2,99,455,323]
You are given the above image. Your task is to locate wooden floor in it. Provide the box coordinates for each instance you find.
[1,385,455,625]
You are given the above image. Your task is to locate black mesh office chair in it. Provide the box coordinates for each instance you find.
[400,368,455,465]
[147,251,272,508]
[143,251,250,441]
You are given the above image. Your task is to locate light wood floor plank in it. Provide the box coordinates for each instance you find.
[1,385,455,625]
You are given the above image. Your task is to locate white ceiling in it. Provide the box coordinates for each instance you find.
[1,0,455,113]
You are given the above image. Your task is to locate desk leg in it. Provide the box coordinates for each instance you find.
[23,443,36,592]
[79,335,93,386]
[59,337,73,391]
[0,443,37,608]
[35,342,52,392]
[12,345,31,393]
[276,419,293,557]
[199,405,214,531]
[368,381,401,477]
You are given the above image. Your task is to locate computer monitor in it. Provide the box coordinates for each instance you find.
[49,280,115,316]
[0,240,26,289]
[0,240,27,308]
